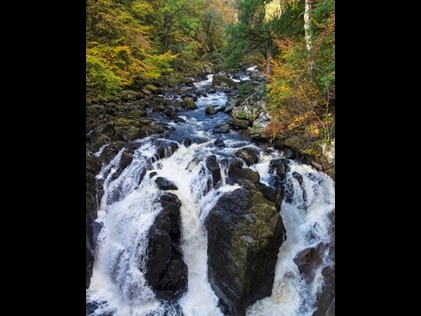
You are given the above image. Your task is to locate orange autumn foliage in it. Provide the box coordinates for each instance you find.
[263,35,334,153]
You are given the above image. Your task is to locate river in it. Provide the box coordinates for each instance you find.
[86,72,335,316]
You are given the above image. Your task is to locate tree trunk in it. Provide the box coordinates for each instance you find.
[304,0,313,72]
[266,33,272,74]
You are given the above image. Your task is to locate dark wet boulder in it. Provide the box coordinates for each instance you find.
[155,177,178,191]
[205,105,217,115]
[206,155,221,188]
[235,147,259,166]
[206,188,286,315]
[164,107,179,120]
[294,245,323,283]
[228,163,260,190]
[145,193,188,300]
[313,264,335,316]
[227,159,283,208]
[120,151,133,170]
[213,124,231,133]
[283,149,295,159]
[183,138,192,147]
[155,140,179,160]
[269,158,290,180]
[114,117,161,142]
[214,138,225,148]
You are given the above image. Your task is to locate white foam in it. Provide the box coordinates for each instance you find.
[247,162,335,316]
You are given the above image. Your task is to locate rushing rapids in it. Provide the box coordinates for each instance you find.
[86,73,335,316]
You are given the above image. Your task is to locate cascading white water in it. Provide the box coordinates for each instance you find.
[87,138,243,316]
[246,157,335,316]
[87,74,334,316]
[193,74,214,89]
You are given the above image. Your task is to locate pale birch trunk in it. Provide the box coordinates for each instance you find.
[304,0,313,72]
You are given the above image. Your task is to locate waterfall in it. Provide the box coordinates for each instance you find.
[246,159,335,316]
[87,75,335,316]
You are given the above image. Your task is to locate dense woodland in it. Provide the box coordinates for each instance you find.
[86,0,335,158]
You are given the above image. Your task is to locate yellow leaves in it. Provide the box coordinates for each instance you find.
[264,1,282,23]
[263,33,334,150]
[87,44,147,87]
[141,51,177,80]
[286,111,313,130]
[308,126,320,138]
[131,0,154,20]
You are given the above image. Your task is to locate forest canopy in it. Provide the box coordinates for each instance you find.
[86,0,334,158]
[86,0,237,98]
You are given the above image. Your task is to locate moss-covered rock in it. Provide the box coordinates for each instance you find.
[181,97,198,110]
[86,104,105,121]
[227,164,260,190]
[232,102,262,122]
[282,136,302,148]
[143,84,161,95]
[212,74,236,90]
[249,117,270,140]
[230,118,249,129]
[121,90,140,101]
[124,109,147,120]
[150,103,164,112]
[205,105,217,115]
[113,118,151,142]
[90,133,111,153]
[206,188,286,316]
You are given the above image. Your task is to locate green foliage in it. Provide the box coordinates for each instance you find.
[86,53,122,97]
[270,1,305,38]
[237,81,260,99]
[311,0,335,98]
[258,0,335,155]
[87,0,153,98]
[223,0,334,155]
[223,0,269,68]
[87,0,236,99]
[142,51,177,80]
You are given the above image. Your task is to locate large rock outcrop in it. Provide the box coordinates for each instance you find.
[86,153,102,289]
[205,188,286,315]
[145,193,188,300]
